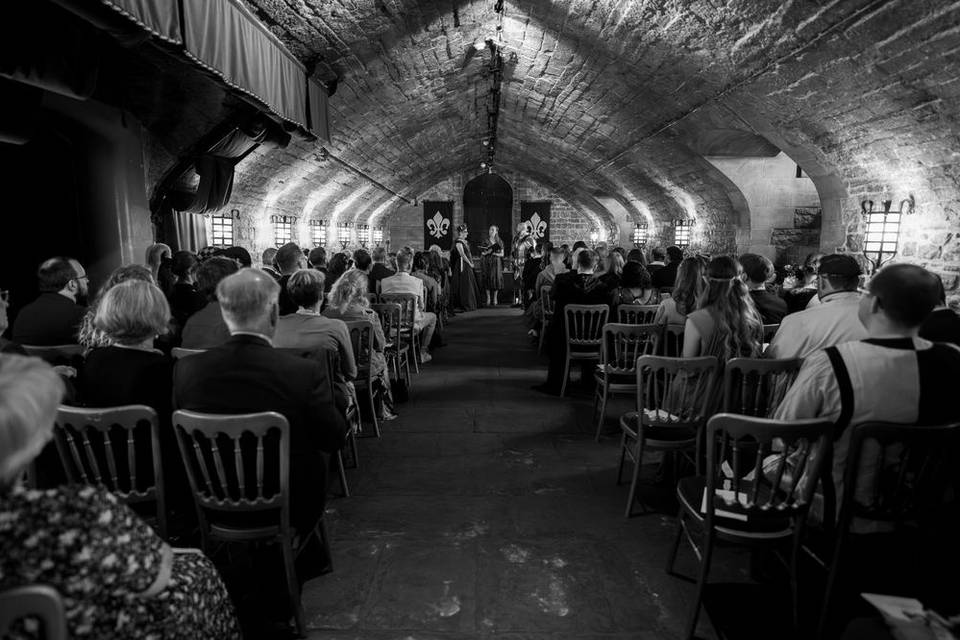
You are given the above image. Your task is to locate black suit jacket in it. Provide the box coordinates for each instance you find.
[12,293,86,345]
[369,264,396,292]
[651,262,679,289]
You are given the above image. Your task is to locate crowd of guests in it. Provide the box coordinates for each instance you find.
[0,239,459,637]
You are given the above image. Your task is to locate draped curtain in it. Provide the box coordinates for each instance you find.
[169,211,208,253]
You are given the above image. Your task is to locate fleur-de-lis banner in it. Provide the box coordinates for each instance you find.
[423,201,453,250]
[520,201,551,244]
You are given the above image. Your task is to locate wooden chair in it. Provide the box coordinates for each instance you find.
[617,304,659,325]
[619,356,719,517]
[817,421,960,638]
[560,304,609,397]
[53,405,167,538]
[762,323,780,351]
[659,323,685,357]
[593,323,660,441]
[171,347,206,359]
[722,357,802,417]
[380,292,421,374]
[345,320,381,439]
[538,285,554,354]
[0,585,68,640]
[21,344,83,364]
[172,410,331,637]
[666,413,833,640]
[658,287,674,300]
[371,302,411,386]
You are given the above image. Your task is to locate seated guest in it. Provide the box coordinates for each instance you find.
[369,247,395,293]
[610,261,657,316]
[12,257,88,345]
[524,247,568,337]
[275,243,304,316]
[654,257,704,326]
[647,247,666,273]
[626,248,647,265]
[683,256,763,360]
[0,355,240,638]
[167,251,206,330]
[261,247,281,281]
[78,264,155,351]
[0,288,25,354]
[221,246,252,268]
[783,252,823,313]
[411,253,440,312]
[651,246,683,289]
[919,278,960,347]
[740,253,787,324]
[181,257,239,349]
[308,246,327,272]
[325,253,351,292]
[598,251,625,288]
[173,269,349,532]
[380,251,437,363]
[766,254,867,359]
[533,249,610,395]
[774,264,960,512]
[145,242,171,282]
[352,249,372,274]
[323,270,397,421]
[274,269,357,381]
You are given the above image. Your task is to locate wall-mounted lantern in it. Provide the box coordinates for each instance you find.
[673,219,693,248]
[632,222,648,247]
[861,196,914,270]
[357,224,370,248]
[337,222,352,250]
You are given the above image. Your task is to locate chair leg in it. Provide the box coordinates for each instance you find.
[411,336,420,374]
[818,525,848,639]
[280,536,306,637]
[684,527,716,640]
[315,518,333,572]
[538,324,547,354]
[624,436,646,518]
[559,356,572,397]
[368,384,381,438]
[616,432,629,485]
[594,381,610,441]
[666,508,686,575]
[789,521,805,633]
[336,450,350,498]
[349,431,360,470]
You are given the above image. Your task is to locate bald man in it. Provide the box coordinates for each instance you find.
[173,268,348,530]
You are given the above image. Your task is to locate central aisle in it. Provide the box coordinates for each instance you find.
[303,308,701,639]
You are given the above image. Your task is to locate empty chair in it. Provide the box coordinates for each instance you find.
[173,410,332,637]
[817,421,960,638]
[560,303,609,397]
[593,323,660,441]
[53,405,166,538]
[619,355,719,517]
[380,292,421,373]
[0,585,68,640]
[667,413,833,639]
[617,304,659,325]
[538,285,555,354]
[171,347,206,359]
[722,357,802,417]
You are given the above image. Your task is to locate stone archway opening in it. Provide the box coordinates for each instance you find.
[463,173,513,255]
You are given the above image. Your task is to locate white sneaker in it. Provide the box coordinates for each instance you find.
[420,352,433,363]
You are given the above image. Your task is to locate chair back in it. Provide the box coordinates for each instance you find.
[171,347,206,359]
[703,413,833,522]
[564,304,608,349]
[617,304,658,325]
[722,357,802,418]
[0,585,68,640]
[380,293,417,328]
[21,344,84,364]
[600,323,660,376]
[635,355,719,431]
[540,286,555,317]
[839,422,960,524]
[54,405,165,533]
[659,323,685,357]
[762,323,780,343]
[344,320,375,374]
[371,302,401,346]
[172,410,291,529]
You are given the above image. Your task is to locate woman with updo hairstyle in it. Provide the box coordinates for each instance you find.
[481,225,505,306]
[323,269,397,420]
[450,224,479,312]
[78,263,157,351]
[684,255,763,360]
[0,355,240,638]
[610,261,656,316]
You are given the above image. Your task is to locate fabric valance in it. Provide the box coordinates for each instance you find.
[307,79,331,143]
[98,0,182,44]
[182,0,307,128]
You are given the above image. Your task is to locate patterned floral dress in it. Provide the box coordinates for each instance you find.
[0,484,240,639]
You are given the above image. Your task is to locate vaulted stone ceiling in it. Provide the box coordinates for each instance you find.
[228,0,960,256]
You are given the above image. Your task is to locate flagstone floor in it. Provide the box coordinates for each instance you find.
[301,307,739,639]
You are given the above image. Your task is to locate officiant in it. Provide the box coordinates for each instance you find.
[480,225,505,306]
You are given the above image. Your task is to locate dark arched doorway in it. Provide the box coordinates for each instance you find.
[463,173,513,254]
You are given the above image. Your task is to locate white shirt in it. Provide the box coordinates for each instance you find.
[765,291,867,359]
[380,272,426,314]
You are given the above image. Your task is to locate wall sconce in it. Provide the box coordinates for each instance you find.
[308,219,327,248]
[589,230,599,244]
[861,196,915,270]
[357,224,370,248]
[337,222,352,250]
[673,219,693,248]
[271,214,295,248]
[632,222,649,247]
[373,226,384,246]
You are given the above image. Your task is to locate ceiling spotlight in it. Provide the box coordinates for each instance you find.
[473,40,486,50]
[482,139,489,146]
[480,162,487,168]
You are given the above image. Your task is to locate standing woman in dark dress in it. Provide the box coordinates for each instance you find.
[512,221,536,304]
[481,225,505,307]
[450,225,479,312]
